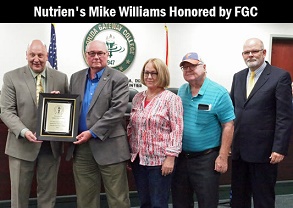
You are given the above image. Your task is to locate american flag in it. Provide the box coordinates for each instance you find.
[48,23,58,70]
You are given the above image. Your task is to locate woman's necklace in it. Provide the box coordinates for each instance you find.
[147,93,157,98]
[146,89,164,100]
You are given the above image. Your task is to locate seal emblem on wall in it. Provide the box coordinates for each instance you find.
[83,23,136,72]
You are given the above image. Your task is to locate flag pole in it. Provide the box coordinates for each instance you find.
[164,23,169,66]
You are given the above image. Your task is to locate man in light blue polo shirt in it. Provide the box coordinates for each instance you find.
[171,52,235,208]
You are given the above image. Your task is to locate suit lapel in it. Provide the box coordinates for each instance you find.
[241,69,249,99]
[77,69,88,101]
[88,67,111,112]
[46,68,54,92]
[248,66,271,99]
[23,66,38,105]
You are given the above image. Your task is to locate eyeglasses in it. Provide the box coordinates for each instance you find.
[242,49,263,56]
[87,51,107,57]
[181,63,203,71]
[144,71,158,77]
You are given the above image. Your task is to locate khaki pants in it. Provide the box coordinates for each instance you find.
[73,142,130,208]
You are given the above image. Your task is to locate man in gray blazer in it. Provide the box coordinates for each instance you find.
[230,38,293,208]
[66,40,130,208]
[0,39,69,208]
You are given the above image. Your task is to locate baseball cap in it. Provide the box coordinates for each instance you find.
[179,52,202,67]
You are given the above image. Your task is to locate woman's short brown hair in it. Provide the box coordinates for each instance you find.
[140,58,170,88]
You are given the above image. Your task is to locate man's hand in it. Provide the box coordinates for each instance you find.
[269,152,284,164]
[25,131,42,143]
[215,155,228,173]
[74,130,92,144]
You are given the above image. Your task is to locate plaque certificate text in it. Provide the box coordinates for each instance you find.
[36,93,80,142]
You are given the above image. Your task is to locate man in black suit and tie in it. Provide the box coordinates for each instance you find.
[230,38,293,208]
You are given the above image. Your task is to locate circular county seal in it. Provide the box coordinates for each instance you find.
[83,23,136,72]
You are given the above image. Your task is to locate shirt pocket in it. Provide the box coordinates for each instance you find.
[195,110,214,125]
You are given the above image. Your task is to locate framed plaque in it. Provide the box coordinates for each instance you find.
[36,93,80,142]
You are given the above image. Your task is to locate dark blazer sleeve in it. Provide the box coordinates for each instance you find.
[273,70,293,155]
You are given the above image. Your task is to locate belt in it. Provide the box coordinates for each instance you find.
[180,146,220,159]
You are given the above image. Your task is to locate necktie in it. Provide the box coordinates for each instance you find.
[36,74,44,105]
[247,71,255,97]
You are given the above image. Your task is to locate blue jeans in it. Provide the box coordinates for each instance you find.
[131,156,173,208]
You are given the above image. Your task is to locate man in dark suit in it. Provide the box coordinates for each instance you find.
[0,39,69,208]
[66,40,130,208]
[230,38,293,208]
